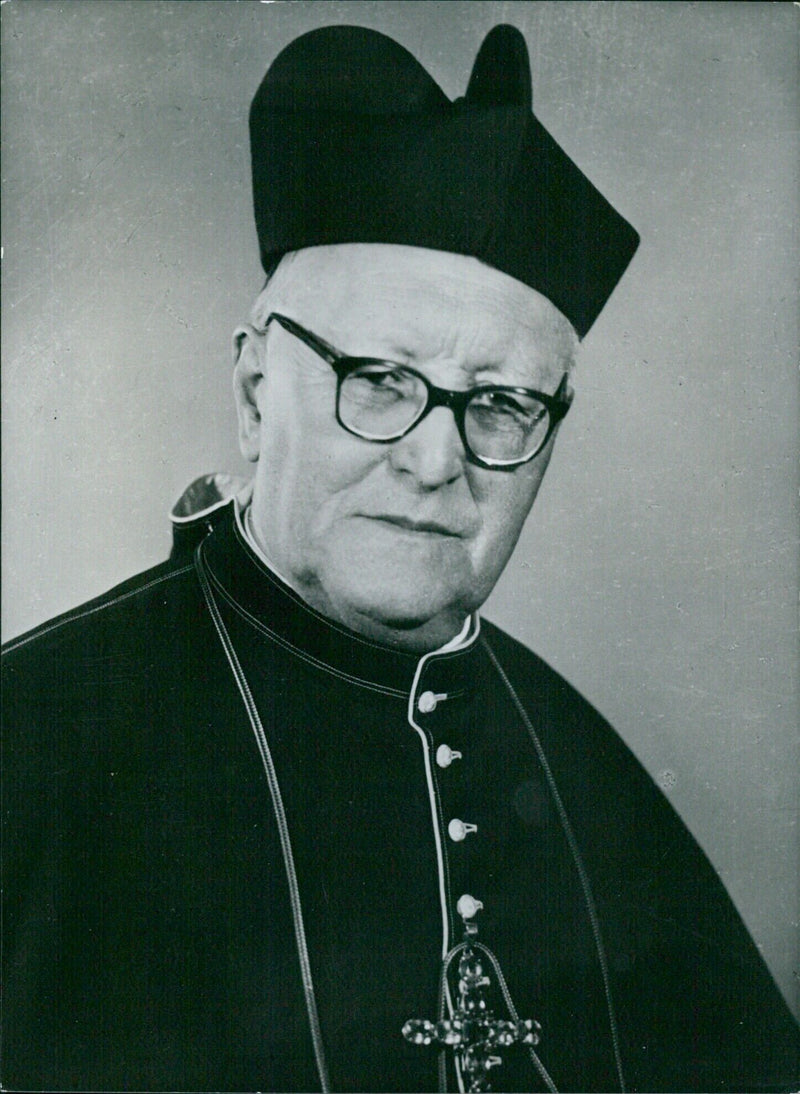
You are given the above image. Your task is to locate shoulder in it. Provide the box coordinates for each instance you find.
[478,616,732,919]
[1,556,201,704]
[2,474,248,672]
[478,616,628,759]
[479,616,692,827]
[0,549,228,837]
[481,618,800,1078]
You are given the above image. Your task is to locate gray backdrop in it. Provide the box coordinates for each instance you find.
[2,1,798,1015]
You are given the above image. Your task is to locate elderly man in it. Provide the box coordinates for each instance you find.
[2,24,798,1094]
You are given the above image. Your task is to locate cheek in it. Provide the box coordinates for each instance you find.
[253,393,325,545]
[258,402,382,544]
[470,466,547,575]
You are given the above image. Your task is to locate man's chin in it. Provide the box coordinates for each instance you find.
[311,574,470,650]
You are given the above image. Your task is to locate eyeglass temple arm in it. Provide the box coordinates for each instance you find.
[552,373,574,418]
[264,313,341,368]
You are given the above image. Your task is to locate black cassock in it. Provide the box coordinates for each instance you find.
[3,494,798,1092]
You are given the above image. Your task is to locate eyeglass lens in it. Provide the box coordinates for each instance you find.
[339,364,551,462]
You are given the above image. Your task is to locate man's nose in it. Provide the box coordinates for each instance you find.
[387,406,466,488]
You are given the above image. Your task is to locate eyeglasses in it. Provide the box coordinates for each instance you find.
[258,312,573,471]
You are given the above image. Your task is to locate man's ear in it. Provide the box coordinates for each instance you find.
[232,324,266,463]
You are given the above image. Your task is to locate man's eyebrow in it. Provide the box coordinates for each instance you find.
[341,336,415,362]
[384,343,420,362]
[344,328,557,382]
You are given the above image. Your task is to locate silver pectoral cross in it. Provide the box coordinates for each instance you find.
[403,918,546,1093]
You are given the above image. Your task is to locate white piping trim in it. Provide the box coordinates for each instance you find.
[407,621,478,1094]
[406,613,478,964]
[482,635,627,1093]
[196,547,330,1093]
[169,472,252,524]
[239,499,301,594]
[2,565,193,653]
[407,651,452,967]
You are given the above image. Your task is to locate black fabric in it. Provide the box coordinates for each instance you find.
[2,505,798,1092]
[249,25,639,337]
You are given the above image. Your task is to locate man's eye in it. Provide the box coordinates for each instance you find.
[471,390,545,422]
[345,365,414,402]
[357,366,406,387]
[339,365,420,411]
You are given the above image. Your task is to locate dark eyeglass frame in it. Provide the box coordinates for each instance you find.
[257,311,573,471]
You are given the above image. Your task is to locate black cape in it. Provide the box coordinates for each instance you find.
[2,500,798,1092]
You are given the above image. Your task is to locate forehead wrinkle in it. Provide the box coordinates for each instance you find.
[405,290,568,388]
[350,274,555,371]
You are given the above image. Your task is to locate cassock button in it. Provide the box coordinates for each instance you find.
[436,744,462,768]
[456,894,483,919]
[448,818,477,842]
[418,690,440,713]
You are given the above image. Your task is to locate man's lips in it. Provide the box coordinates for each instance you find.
[360,514,465,537]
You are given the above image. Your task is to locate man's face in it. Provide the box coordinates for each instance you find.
[235,244,574,651]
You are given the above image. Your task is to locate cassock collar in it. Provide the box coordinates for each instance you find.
[189,485,481,698]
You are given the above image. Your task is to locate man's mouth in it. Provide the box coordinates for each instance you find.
[365,514,462,537]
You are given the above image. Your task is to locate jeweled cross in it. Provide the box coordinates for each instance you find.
[403,927,542,1093]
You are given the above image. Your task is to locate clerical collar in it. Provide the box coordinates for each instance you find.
[236,499,478,658]
[240,502,302,596]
